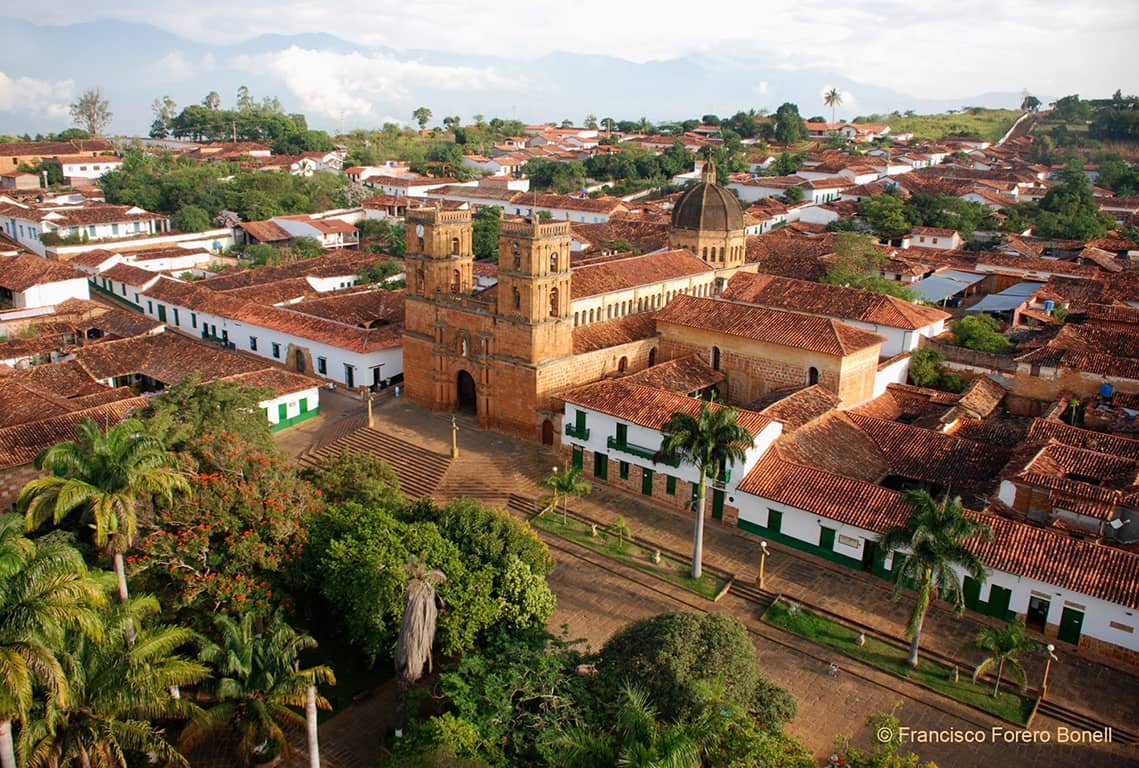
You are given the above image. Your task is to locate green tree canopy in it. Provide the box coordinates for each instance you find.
[774,103,807,144]
[596,612,797,728]
[950,314,1012,352]
[822,232,916,300]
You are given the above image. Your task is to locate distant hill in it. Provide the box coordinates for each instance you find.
[0,18,1027,136]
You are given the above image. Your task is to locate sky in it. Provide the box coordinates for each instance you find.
[0,0,1135,132]
[10,0,1134,96]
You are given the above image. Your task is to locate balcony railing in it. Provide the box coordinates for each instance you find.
[565,423,590,440]
[607,436,678,467]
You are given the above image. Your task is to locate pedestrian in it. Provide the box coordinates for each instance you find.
[828,663,839,677]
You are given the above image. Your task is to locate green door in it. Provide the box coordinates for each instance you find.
[711,489,725,520]
[277,403,288,422]
[963,576,982,611]
[767,509,783,533]
[157,304,167,322]
[819,526,836,552]
[593,452,608,480]
[641,467,654,496]
[1058,607,1084,644]
[988,585,1013,620]
[299,398,309,414]
[572,447,583,471]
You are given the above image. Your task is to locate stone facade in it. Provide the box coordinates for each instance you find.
[657,324,879,408]
[403,210,595,441]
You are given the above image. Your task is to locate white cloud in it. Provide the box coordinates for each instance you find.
[9,0,1139,98]
[154,51,216,82]
[0,71,74,116]
[233,46,526,118]
[754,81,769,95]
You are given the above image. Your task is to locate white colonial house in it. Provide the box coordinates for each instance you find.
[0,201,170,257]
[139,277,403,390]
[0,254,90,308]
[906,226,963,251]
[47,154,123,182]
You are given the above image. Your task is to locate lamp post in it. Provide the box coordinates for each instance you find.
[1041,643,1058,699]
[451,415,459,459]
[755,540,770,590]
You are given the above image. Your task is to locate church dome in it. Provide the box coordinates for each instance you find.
[670,161,744,232]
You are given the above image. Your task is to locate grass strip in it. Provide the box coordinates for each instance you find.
[764,599,1035,725]
[533,509,728,600]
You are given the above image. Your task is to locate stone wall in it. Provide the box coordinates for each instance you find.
[0,464,42,513]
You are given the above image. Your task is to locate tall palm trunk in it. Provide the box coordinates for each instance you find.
[993,659,1005,697]
[113,551,137,647]
[691,470,707,580]
[906,617,924,668]
[1,720,16,768]
[906,573,933,667]
[306,683,320,768]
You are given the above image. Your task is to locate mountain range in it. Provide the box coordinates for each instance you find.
[0,18,1027,136]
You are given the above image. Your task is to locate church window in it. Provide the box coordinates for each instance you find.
[415,267,425,295]
[512,287,521,311]
[458,335,468,357]
[719,246,725,261]
[512,242,521,270]
[452,236,460,254]
[451,269,461,292]
[550,252,559,272]
[702,247,708,260]
[550,286,559,317]
[712,346,721,371]
[618,356,628,373]
[417,236,424,252]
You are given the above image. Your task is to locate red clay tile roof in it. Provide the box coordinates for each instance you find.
[774,411,889,482]
[655,294,884,357]
[289,289,405,328]
[1026,418,1139,460]
[72,332,265,384]
[562,378,772,437]
[0,396,148,469]
[100,262,162,287]
[571,250,711,299]
[722,273,948,330]
[239,221,293,243]
[737,453,1139,610]
[753,385,841,432]
[572,314,657,354]
[620,355,724,394]
[0,254,87,291]
[220,369,319,398]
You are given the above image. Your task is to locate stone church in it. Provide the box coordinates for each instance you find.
[401,163,881,441]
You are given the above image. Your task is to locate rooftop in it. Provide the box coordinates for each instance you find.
[654,294,885,357]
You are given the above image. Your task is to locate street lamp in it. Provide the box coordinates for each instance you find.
[755,541,770,590]
[1041,643,1058,698]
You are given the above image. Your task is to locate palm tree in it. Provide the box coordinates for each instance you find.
[17,595,206,768]
[19,418,188,633]
[552,684,699,768]
[656,402,754,579]
[0,515,105,768]
[880,490,992,667]
[394,556,446,737]
[543,465,591,525]
[972,619,1037,697]
[179,612,334,767]
[824,88,843,128]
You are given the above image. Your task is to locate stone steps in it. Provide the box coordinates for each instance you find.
[300,427,451,500]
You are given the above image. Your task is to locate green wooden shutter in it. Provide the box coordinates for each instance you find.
[641,467,653,496]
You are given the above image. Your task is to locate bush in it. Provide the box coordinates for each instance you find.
[172,204,211,232]
[950,314,1012,352]
[908,348,943,388]
[597,612,797,728]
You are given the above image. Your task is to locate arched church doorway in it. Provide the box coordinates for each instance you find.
[541,419,554,445]
[457,370,477,413]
